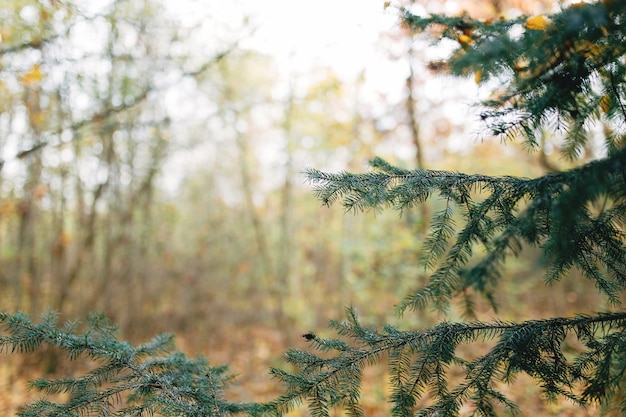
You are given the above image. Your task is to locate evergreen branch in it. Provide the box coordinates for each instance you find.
[420,201,456,271]
[309,149,626,312]
[608,67,626,123]
[5,308,626,416]
[389,347,417,417]
[268,310,626,416]
[298,3,626,415]
[0,311,254,417]
[401,1,626,154]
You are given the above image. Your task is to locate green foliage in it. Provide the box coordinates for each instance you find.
[267,308,626,417]
[307,150,626,315]
[2,1,626,417]
[403,1,626,158]
[0,311,254,416]
[291,1,626,415]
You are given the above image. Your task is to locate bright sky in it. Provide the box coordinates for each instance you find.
[163,0,408,87]
[234,0,399,76]
[156,0,482,192]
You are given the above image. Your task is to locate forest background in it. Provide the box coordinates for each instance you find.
[0,0,614,415]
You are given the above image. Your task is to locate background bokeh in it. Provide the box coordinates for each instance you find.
[0,0,615,415]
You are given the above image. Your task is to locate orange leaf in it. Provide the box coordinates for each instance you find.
[525,15,550,31]
[457,34,473,47]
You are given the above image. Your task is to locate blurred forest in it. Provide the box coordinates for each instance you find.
[0,0,616,415]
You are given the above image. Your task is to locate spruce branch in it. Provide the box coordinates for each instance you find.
[401,1,626,158]
[297,4,626,414]
[0,311,255,417]
[266,309,626,417]
[307,149,626,314]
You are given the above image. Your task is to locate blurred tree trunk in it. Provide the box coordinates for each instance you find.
[235,123,275,317]
[405,45,429,236]
[55,136,107,315]
[276,84,297,340]
[17,78,46,315]
[16,153,42,314]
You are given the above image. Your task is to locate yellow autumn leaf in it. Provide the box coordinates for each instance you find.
[525,15,550,31]
[474,69,482,84]
[383,1,391,9]
[19,64,44,87]
[458,34,473,46]
[600,94,611,114]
